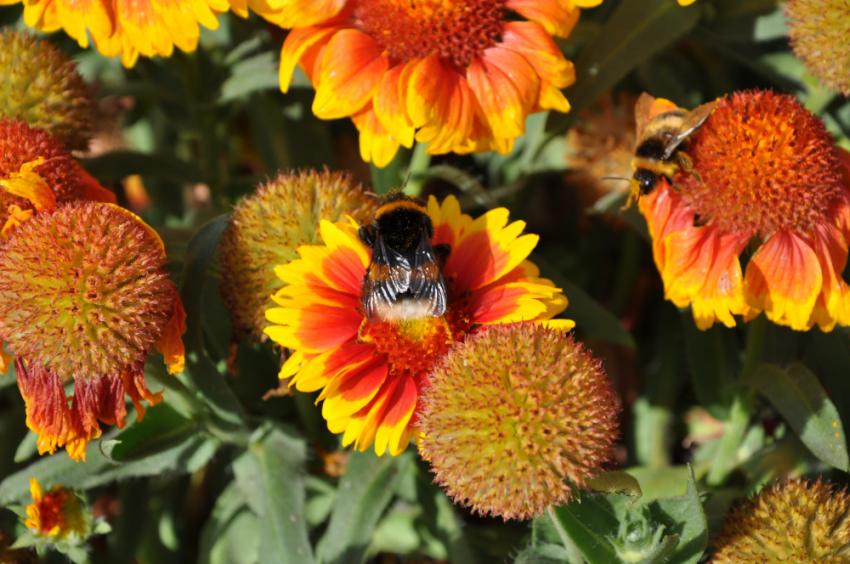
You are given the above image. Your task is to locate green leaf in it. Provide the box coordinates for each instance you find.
[0,430,217,504]
[587,470,643,499]
[219,51,280,103]
[106,403,200,462]
[317,451,413,564]
[560,279,636,348]
[81,151,203,184]
[199,483,260,564]
[747,363,850,471]
[180,216,247,428]
[647,468,707,564]
[233,424,314,564]
[546,0,701,135]
[681,317,738,419]
[548,495,622,564]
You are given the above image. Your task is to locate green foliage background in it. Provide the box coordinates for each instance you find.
[2,0,850,562]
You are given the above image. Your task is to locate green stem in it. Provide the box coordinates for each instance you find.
[403,143,431,197]
[706,316,766,485]
[547,506,584,564]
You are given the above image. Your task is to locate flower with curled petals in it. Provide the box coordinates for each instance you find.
[278,0,602,166]
[637,90,850,331]
[0,119,115,238]
[0,202,186,461]
[264,195,570,456]
[24,478,89,541]
[0,0,230,67]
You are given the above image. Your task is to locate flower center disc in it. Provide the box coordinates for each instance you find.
[353,0,506,68]
[360,316,455,381]
[677,91,845,236]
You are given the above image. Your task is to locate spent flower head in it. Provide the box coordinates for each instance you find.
[786,0,850,96]
[219,170,377,342]
[713,479,850,562]
[0,30,96,151]
[418,323,620,520]
[0,202,185,460]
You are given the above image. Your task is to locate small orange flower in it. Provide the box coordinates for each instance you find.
[265,195,570,456]
[637,91,850,331]
[0,202,186,461]
[0,0,230,67]
[278,0,602,166]
[24,478,88,540]
[0,119,115,238]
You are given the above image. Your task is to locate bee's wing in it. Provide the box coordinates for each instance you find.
[634,93,657,138]
[661,100,717,159]
[363,238,412,318]
[409,239,447,317]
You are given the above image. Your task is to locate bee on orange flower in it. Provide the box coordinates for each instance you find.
[629,93,717,205]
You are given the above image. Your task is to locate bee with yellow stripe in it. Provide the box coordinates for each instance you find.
[629,93,717,205]
[358,193,449,321]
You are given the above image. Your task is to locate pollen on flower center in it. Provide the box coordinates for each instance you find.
[359,316,455,382]
[676,90,845,236]
[354,0,506,68]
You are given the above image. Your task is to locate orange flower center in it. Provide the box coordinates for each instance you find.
[353,0,505,68]
[34,490,71,534]
[676,90,845,236]
[359,298,474,389]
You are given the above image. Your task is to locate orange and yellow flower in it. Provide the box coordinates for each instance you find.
[0,0,230,67]
[637,90,850,331]
[278,0,602,166]
[265,195,570,456]
[25,478,88,540]
[0,202,186,461]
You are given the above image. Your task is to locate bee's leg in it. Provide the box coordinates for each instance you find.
[434,243,451,267]
[358,224,376,246]
[621,179,641,211]
[677,151,702,182]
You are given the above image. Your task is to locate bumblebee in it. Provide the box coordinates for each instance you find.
[358,193,449,321]
[629,93,717,204]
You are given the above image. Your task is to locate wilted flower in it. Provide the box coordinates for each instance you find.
[0,119,115,237]
[265,195,570,456]
[219,170,377,342]
[713,479,850,562]
[786,0,850,96]
[638,91,850,331]
[0,31,96,151]
[0,0,230,67]
[278,0,602,166]
[24,479,88,541]
[418,324,620,520]
[0,202,186,461]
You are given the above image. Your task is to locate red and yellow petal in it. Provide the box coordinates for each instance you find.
[501,21,575,112]
[279,25,340,93]
[373,64,416,149]
[444,206,539,292]
[807,223,850,330]
[313,29,389,120]
[506,0,581,38]
[467,46,539,152]
[352,103,403,168]
[744,230,823,331]
[660,224,749,329]
[16,358,161,461]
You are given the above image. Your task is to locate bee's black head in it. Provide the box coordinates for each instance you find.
[632,169,658,195]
